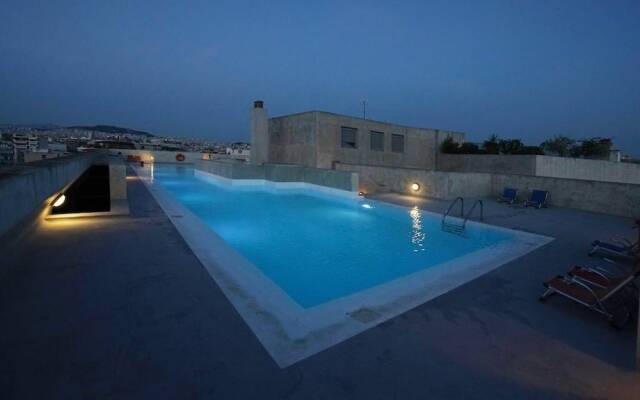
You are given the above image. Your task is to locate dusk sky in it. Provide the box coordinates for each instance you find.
[2,1,639,154]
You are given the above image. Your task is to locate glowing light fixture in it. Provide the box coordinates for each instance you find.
[362,203,373,209]
[358,191,365,196]
[52,194,66,208]
[411,183,420,192]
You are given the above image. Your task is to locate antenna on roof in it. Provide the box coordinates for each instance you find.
[362,99,367,120]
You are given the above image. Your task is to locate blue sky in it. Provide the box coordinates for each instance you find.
[1,1,639,154]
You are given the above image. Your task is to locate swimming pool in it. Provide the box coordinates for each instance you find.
[154,165,512,307]
[137,164,551,366]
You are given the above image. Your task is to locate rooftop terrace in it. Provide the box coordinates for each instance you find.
[1,166,639,399]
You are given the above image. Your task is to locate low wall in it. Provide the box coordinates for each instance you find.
[0,153,99,237]
[195,160,264,180]
[490,174,640,217]
[437,154,640,185]
[534,155,640,185]
[335,163,492,199]
[202,152,250,162]
[336,162,640,217]
[107,158,127,200]
[438,154,537,176]
[195,160,359,192]
[106,149,202,163]
[106,149,249,164]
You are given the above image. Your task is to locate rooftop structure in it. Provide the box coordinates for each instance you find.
[250,101,464,170]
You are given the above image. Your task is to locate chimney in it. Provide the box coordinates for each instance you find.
[250,100,269,164]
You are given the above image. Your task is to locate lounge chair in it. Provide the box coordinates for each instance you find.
[567,264,636,288]
[523,190,548,209]
[540,261,640,327]
[589,239,638,259]
[497,187,518,204]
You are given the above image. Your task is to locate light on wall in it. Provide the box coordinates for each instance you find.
[410,183,420,192]
[52,194,66,208]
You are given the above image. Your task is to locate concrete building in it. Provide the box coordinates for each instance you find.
[0,140,14,164]
[12,134,47,163]
[23,151,69,163]
[225,147,249,156]
[250,101,464,170]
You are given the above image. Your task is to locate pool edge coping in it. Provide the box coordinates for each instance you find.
[133,164,555,368]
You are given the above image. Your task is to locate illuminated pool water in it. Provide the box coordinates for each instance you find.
[150,165,516,308]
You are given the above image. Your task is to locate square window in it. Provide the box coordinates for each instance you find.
[341,127,358,149]
[370,131,384,151]
[391,134,405,153]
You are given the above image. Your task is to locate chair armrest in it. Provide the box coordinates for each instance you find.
[590,267,614,280]
[612,237,632,247]
[570,278,601,301]
[601,258,632,275]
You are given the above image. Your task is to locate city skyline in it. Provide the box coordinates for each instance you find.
[2,1,639,155]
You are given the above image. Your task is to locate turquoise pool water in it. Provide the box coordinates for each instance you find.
[152,165,515,308]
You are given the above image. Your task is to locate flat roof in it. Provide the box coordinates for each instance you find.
[2,168,638,398]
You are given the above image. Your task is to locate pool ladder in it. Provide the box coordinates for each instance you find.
[441,197,484,235]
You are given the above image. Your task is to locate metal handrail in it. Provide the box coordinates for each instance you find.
[463,199,484,225]
[441,197,464,227]
[442,198,484,235]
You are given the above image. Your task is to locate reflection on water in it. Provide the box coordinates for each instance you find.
[410,206,426,252]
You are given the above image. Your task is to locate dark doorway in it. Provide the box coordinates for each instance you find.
[51,165,111,214]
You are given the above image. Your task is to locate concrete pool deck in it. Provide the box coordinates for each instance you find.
[137,165,552,368]
[1,169,639,399]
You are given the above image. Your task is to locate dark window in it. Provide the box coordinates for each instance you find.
[391,134,405,153]
[341,127,358,149]
[370,131,384,151]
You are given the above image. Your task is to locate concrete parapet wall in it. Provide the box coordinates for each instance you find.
[194,160,358,192]
[106,149,202,163]
[534,155,640,185]
[490,174,640,217]
[107,158,127,200]
[438,154,537,175]
[336,162,640,217]
[0,153,98,238]
[335,163,492,199]
[202,153,250,162]
[438,154,640,185]
[195,160,264,180]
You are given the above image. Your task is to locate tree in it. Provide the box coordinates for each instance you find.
[498,139,524,154]
[440,136,460,154]
[459,142,482,154]
[517,145,545,155]
[577,137,612,158]
[482,134,500,154]
[540,135,575,157]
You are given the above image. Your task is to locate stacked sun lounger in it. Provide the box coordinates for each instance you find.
[540,260,639,328]
[590,239,638,259]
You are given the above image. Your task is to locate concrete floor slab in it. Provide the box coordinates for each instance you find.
[1,170,639,399]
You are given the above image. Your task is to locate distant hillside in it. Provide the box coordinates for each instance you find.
[67,125,154,137]
[0,123,61,130]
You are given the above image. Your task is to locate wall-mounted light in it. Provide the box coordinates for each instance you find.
[358,191,365,196]
[52,194,66,208]
[411,183,420,192]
